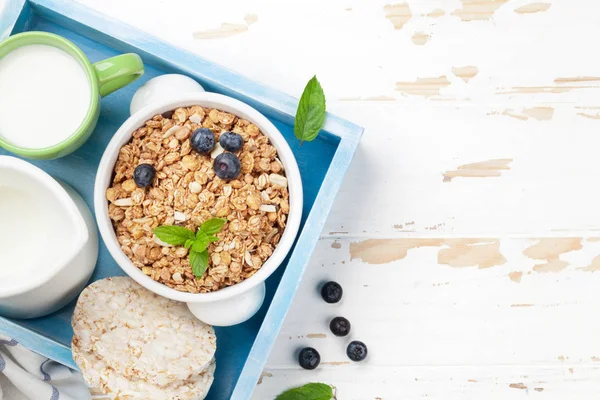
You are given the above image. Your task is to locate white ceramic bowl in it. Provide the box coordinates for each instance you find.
[94,80,303,326]
[0,156,98,318]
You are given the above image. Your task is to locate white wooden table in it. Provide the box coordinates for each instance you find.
[7,0,600,398]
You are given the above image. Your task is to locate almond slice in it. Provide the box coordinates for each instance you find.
[211,143,225,159]
[189,181,202,194]
[113,198,134,207]
[244,251,253,267]
[162,125,181,139]
[174,211,187,222]
[269,173,288,188]
[259,204,276,213]
[189,113,203,124]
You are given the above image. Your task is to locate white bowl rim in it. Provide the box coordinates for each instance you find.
[0,156,89,298]
[94,92,303,303]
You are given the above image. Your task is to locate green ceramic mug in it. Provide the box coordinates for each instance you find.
[0,31,144,159]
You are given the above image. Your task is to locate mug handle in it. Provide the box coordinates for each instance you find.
[187,282,266,327]
[93,54,144,97]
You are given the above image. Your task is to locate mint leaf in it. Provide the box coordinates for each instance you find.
[154,225,195,246]
[276,383,333,400]
[201,218,226,235]
[155,219,225,278]
[192,231,210,253]
[294,76,326,144]
[191,232,220,253]
[189,250,209,278]
[206,235,220,243]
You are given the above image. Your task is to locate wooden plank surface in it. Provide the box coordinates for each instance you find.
[5,0,600,398]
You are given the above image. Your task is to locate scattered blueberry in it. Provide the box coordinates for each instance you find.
[219,132,244,152]
[346,341,368,362]
[321,281,343,304]
[214,153,241,180]
[330,317,351,337]
[298,347,321,370]
[133,164,156,188]
[190,128,215,154]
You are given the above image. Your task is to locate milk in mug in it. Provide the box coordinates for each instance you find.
[0,44,91,149]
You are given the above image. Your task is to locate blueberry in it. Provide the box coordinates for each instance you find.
[191,128,215,154]
[330,317,351,337]
[214,153,241,180]
[219,132,244,152]
[347,341,368,362]
[321,281,343,304]
[133,164,156,188]
[298,347,320,370]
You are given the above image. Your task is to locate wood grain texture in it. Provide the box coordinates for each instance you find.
[193,22,248,39]
[396,76,451,97]
[383,2,412,30]
[411,31,430,45]
[452,0,509,21]
[25,0,600,398]
[442,159,513,182]
[452,66,479,82]
[514,2,552,14]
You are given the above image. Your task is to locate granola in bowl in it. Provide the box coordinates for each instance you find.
[106,105,290,294]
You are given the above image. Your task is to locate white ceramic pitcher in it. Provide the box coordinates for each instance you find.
[0,156,98,318]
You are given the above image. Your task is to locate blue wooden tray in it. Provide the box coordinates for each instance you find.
[0,0,363,398]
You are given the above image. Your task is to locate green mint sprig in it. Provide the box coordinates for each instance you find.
[294,76,326,144]
[154,218,226,278]
[276,383,335,400]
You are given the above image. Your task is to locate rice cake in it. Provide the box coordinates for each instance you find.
[72,277,216,399]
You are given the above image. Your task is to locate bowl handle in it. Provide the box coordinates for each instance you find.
[130,74,206,115]
[187,282,266,327]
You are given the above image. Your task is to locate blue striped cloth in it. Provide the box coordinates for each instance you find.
[0,335,90,400]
